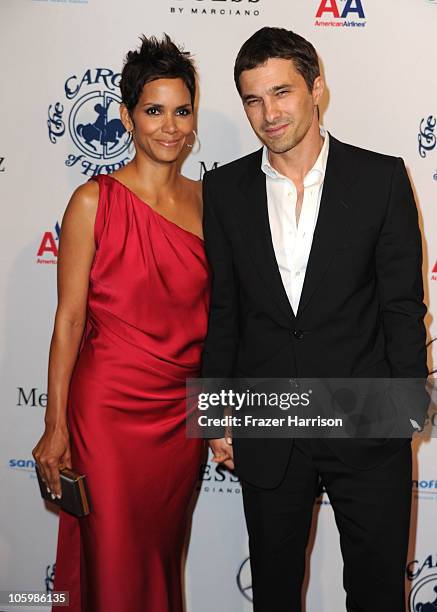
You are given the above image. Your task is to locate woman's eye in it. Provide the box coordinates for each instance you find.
[176,108,191,116]
[146,107,160,115]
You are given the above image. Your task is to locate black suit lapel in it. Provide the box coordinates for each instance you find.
[297,136,354,317]
[234,137,355,325]
[236,150,296,326]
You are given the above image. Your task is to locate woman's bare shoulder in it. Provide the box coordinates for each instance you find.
[71,180,99,207]
[65,180,100,220]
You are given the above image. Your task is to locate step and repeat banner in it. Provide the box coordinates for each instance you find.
[1,1,437,610]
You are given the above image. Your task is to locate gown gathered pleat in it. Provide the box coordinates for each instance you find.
[52,174,210,612]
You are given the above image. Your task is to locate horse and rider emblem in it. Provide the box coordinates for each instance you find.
[70,92,128,159]
[45,563,56,592]
[410,576,437,611]
[47,68,131,176]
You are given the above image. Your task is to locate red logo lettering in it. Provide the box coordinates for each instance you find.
[37,232,58,257]
[316,0,340,18]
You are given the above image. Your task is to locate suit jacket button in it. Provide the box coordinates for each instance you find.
[293,329,304,340]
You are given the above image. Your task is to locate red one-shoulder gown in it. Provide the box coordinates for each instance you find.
[52,175,210,612]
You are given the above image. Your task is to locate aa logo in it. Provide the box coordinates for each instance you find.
[315,0,366,27]
[37,222,60,265]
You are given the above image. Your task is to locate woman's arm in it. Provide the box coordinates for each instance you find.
[32,180,99,498]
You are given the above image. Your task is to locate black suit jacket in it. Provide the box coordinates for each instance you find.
[201,135,428,488]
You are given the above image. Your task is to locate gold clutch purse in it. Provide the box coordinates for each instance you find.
[36,466,92,517]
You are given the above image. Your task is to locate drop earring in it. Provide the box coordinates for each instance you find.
[127,129,135,154]
[186,130,201,155]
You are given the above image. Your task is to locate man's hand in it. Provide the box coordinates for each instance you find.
[209,436,234,471]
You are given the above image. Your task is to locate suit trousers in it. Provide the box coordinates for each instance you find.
[241,438,412,612]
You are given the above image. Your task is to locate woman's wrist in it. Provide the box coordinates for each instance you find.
[44,417,68,431]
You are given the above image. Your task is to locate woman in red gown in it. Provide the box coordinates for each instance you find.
[32,35,210,612]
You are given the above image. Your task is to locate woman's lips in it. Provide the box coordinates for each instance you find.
[156,139,182,148]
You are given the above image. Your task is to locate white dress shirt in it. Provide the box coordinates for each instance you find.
[261,128,330,315]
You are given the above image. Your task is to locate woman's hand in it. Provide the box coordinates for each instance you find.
[209,407,234,470]
[209,437,234,471]
[32,424,72,499]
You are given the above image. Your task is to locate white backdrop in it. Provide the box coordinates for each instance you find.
[1,1,437,610]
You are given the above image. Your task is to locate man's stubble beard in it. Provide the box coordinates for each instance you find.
[261,120,311,155]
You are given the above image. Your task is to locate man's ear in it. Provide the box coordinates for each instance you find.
[312,76,324,106]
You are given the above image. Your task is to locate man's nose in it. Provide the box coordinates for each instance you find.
[263,98,281,125]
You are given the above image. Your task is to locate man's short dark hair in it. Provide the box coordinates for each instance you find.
[120,34,196,114]
[234,27,320,95]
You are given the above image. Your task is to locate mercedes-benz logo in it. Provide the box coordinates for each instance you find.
[237,556,253,602]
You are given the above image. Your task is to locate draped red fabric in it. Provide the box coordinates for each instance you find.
[52,175,210,612]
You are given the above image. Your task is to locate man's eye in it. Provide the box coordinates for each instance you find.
[246,99,260,107]
[277,90,289,96]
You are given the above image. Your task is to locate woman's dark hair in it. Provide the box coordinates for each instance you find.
[234,27,320,95]
[120,34,196,114]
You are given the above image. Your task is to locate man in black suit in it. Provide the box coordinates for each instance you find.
[201,27,428,612]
